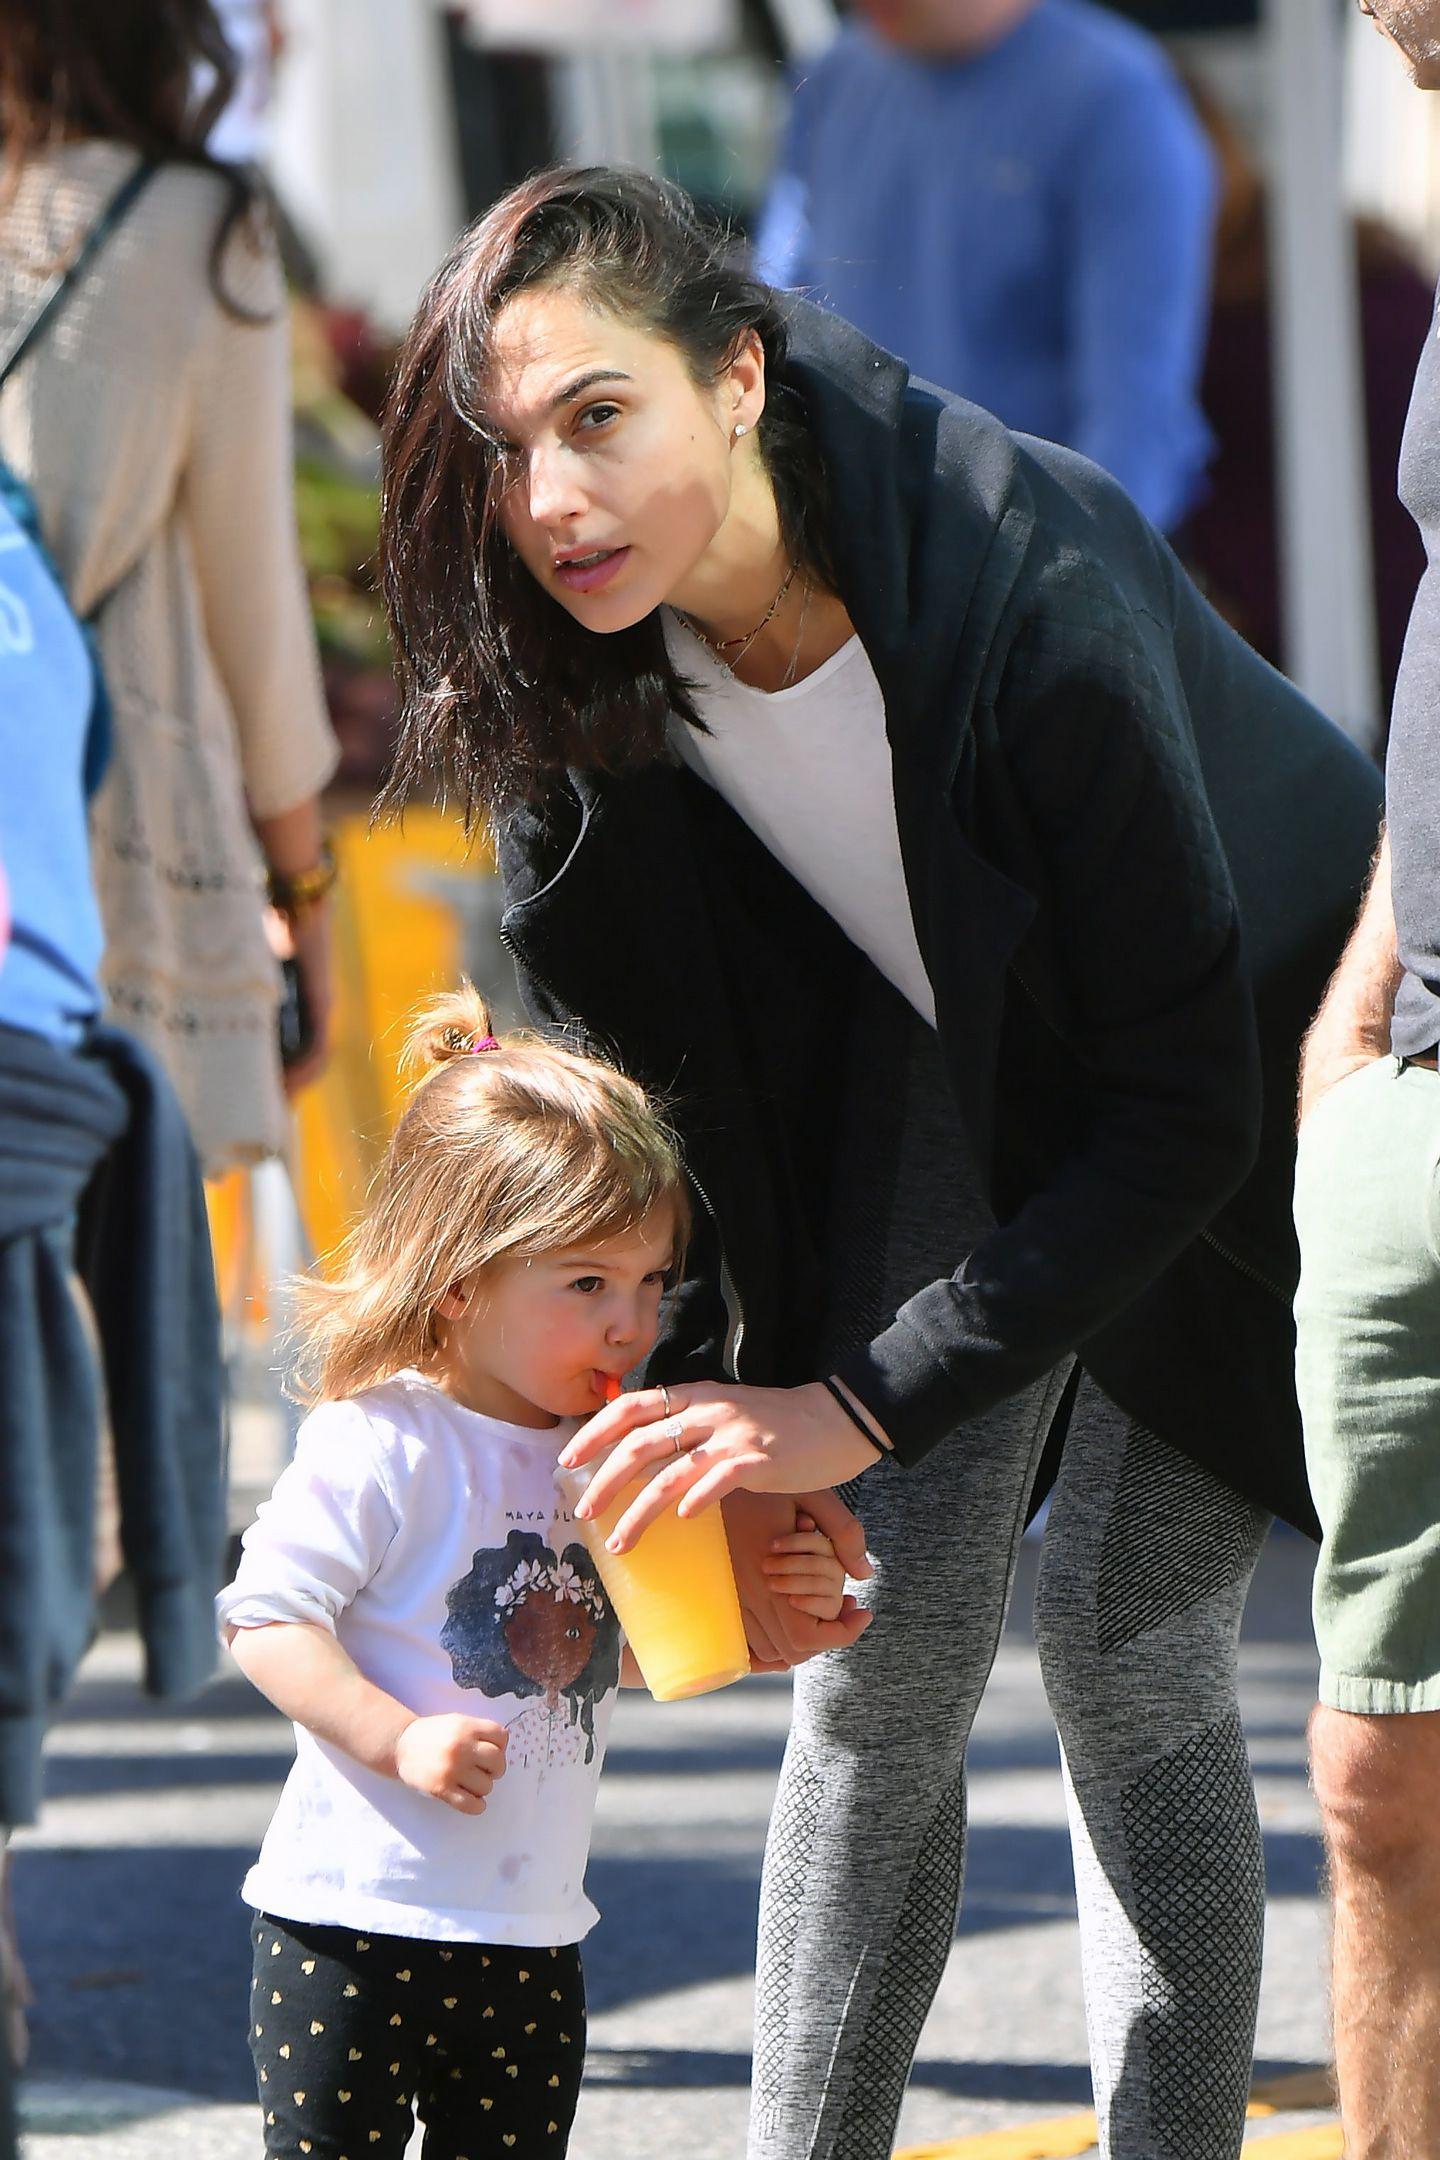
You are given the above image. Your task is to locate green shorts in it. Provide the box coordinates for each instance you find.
[1295,1054,1440,1714]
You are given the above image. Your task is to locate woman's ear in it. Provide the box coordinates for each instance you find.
[725,327,767,441]
[434,1283,470,1322]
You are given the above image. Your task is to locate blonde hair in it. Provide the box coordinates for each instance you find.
[290,983,690,1404]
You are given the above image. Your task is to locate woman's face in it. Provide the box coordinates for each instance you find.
[485,284,762,633]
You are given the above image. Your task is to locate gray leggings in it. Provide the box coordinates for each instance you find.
[749,987,1272,2160]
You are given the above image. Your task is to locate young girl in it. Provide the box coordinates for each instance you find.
[218,986,851,2160]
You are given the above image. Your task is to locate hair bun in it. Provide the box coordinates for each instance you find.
[400,982,500,1076]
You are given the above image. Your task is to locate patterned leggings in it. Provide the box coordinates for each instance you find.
[249,1914,585,2159]
[749,981,1272,2160]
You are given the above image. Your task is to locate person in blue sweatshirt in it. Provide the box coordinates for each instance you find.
[755,0,1217,534]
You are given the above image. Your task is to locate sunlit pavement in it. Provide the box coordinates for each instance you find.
[13,1534,1334,2159]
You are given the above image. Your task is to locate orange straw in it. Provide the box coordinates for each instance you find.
[605,1375,623,1403]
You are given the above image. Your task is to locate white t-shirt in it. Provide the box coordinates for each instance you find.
[216,1372,622,1946]
[665,611,937,1026]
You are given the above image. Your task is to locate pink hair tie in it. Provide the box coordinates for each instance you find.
[469,1035,500,1053]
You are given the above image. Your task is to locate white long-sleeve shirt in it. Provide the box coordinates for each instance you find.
[665,612,937,1025]
[218,1373,622,1946]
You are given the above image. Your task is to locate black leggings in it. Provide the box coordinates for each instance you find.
[249,1913,586,2159]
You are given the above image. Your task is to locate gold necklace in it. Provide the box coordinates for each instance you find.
[679,561,799,670]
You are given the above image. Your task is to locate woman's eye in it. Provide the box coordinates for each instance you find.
[577,402,620,434]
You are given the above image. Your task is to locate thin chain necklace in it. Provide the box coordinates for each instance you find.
[778,577,813,690]
[678,560,798,671]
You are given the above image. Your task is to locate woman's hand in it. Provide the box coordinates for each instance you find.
[559,1380,885,1554]
[722,1490,872,1668]
[279,897,334,1097]
[253,795,335,1097]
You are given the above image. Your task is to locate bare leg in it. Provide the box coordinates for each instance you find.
[1311,1705,1440,2157]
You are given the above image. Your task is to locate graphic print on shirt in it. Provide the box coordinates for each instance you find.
[440,1529,620,1776]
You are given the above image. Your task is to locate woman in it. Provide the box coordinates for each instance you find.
[0,0,339,1173]
[379,170,1380,2160]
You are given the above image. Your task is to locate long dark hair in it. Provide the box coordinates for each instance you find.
[0,0,265,313]
[379,165,834,819]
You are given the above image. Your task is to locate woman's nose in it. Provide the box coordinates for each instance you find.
[526,444,586,529]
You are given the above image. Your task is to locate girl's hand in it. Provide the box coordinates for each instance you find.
[761,1510,849,1623]
[558,1381,884,1554]
[722,1490,872,1666]
[394,1713,508,1814]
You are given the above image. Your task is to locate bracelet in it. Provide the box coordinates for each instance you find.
[821,1375,895,1459]
[267,839,338,919]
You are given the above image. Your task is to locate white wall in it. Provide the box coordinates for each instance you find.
[268,0,463,333]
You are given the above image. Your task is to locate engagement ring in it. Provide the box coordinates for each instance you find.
[658,1415,686,1453]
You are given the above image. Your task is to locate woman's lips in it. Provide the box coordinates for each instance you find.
[554,546,631,595]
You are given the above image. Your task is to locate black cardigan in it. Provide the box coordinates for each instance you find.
[498,301,1381,1536]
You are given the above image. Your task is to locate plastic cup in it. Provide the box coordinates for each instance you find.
[554,1389,750,1702]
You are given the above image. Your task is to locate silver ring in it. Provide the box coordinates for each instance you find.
[658,1415,686,1454]
[659,1384,674,1418]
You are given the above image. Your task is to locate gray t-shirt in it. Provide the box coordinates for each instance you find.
[1389,279,1440,1057]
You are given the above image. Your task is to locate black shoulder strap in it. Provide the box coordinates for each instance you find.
[0,159,158,391]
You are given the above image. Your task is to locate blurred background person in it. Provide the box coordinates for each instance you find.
[1181,71,1432,723]
[206,0,283,165]
[0,0,339,1178]
[754,0,1217,533]
[0,461,223,2160]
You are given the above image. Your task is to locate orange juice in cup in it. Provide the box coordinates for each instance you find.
[554,1382,750,1702]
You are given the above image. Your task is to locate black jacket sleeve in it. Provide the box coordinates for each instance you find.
[835,579,1264,1462]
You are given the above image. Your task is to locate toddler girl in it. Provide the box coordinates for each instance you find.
[218,988,847,2160]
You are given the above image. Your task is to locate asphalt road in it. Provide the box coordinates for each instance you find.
[13,1533,1334,2158]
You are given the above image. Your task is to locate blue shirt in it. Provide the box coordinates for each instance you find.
[755,0,1217,533]
[0,498,103,1044]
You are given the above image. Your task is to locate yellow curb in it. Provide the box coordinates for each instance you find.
[895,2103,1343,2160]
[1241,2132,1343,2156]
[895,2117,1100,2160]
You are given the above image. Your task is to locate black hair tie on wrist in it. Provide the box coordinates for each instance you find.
[821,1376,894,1459]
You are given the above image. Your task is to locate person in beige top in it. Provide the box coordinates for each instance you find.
[0,0,340,1173]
